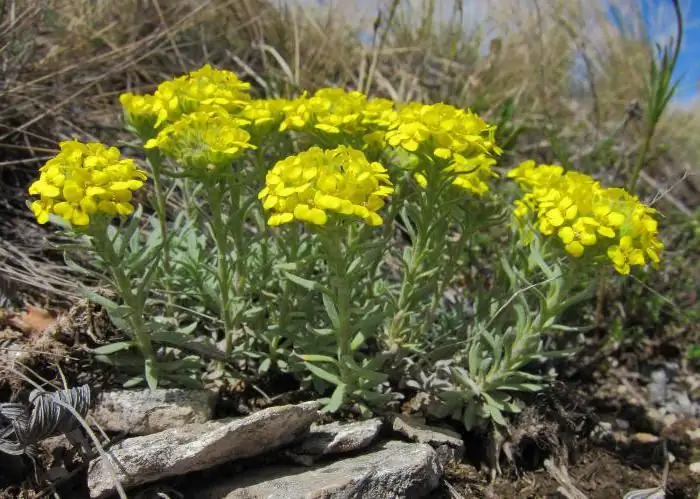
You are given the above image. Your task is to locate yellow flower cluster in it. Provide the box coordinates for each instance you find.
[258,146,394,227]
[144,109,255,171]
[385,102,500,158]
[28,140,147,226]
[239,98,287,130]
[120,64,251,133]
[275,94,502,195]
[278,88,397,137]
[508,160,663,275]
[382,102,501,195]
[120,64,501,198]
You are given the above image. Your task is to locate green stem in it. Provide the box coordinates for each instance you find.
[387,230,425,345]
[628,0,683,192]
[146,150,174,316]
[320,229,352,383]
[225,174,249,356]
[627,129,653,192]
[386,178,440,346]
[94,224,156,363]
[416,222,466,342]
[277,227,298,337]
[207,182,236,359]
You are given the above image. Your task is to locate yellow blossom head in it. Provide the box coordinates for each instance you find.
[509,160,663,275]
[308,88,367,135]
[144,108,256,172]
[119,64,251,133]
[443,152,499,196]
[239,98,287,130]
[119,92,173,139]
[258,146,394,227]
[382,102,502,191]
[28,140,147,227]
[173,64,251,116]
[277,90,398,147]
[385,102,501,160]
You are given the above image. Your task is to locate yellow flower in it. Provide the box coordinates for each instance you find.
[557,217,599,257]
[258,146,394,227]
[445,153,499,196]
[144,109,256,171]
[182,64,251,110]
[276,89,396,143]
[279,93,313,132]
[509,160,663,274]
[507,161,564,190]
[607,236,645,275]
[28,140,147,226]
[239,98,287,129]
[361,98,398,129]
[120,92,174,137]
[386,102,501,160]
[383,102,502,192]
[309,88,367,135]
[119,64,251,132]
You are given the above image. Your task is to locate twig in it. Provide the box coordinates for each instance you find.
[543,458,588,499]
[642,169,693,216]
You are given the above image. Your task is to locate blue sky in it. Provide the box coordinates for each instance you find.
[641,0,699,103]
[672,0,700,102]
[306,0,700,104]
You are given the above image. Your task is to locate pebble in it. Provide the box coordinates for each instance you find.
[663,413,679,428]
[689,461,700,475]
[687,428,700,443]
[615,419,631,431]
[632,432,659,444]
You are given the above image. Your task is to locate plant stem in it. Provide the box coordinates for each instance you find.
[387,230,425,345]
[386,179,440,346]
[627,0,683,192]
[627,130,653,193]
[207,182,236,359]
[146,150,174,316]
[320,229,352,383]
[93,224,156,365]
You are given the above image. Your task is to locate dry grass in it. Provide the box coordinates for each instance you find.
[0,0,698,300]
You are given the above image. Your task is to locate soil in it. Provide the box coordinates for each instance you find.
[439,447,698,499]
[0,298,697,499]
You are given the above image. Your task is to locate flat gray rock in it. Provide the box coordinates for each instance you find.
[91,388,217,436]
[289,418,383,463]
[87,401,320,498]
[203,440,442,499]
[391,414,465,465]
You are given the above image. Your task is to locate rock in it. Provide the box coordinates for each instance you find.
[90,388,217,436]
[391,414,465,465]
[202,441,442,499]
[589,422,614,445]
[648,369,668,404]
[288,418,382,464]
[663,413,679,428]
[689,461,700,475]
[613,431,630,444]
[87,401,320,499]
[632,432,659,444]
[645,407,664,433]
[615,419,631,431]
[661,417,700,442]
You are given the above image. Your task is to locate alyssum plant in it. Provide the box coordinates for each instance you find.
[27,65,664,428]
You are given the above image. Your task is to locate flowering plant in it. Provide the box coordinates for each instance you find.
[28,64,664,424]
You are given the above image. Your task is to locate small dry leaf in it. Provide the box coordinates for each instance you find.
[9,306,57,336]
